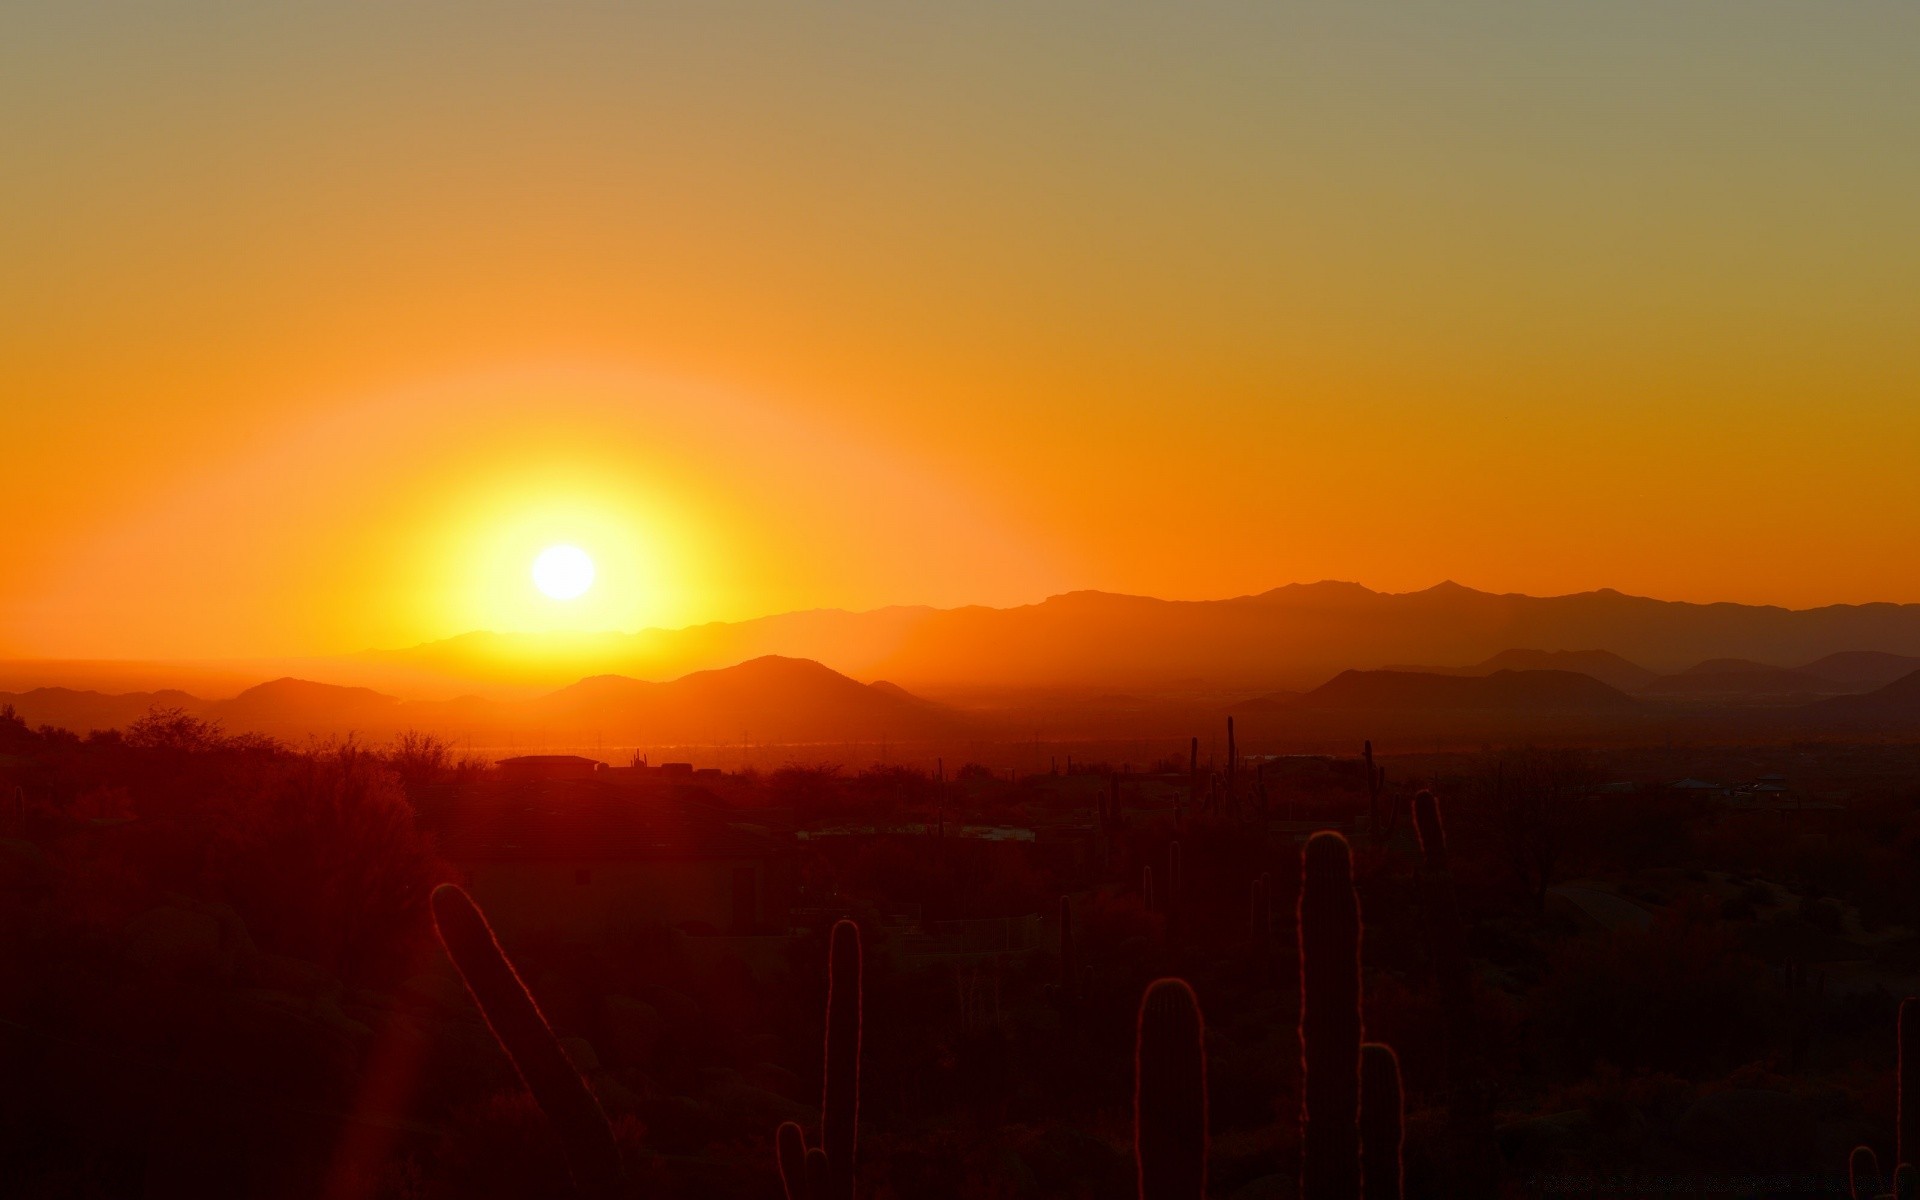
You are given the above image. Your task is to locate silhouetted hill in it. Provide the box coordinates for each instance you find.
[361,582,1920,695]
[213,678,403,733]
[1385,649,1657,693]
[1796,651,1920,690]
[867,679,935,706]
[528,656,955,742]
[1809,669,1920,718]
[2,658,958,746]
[0,687,206,733]
[1273,669,1641,714]
[1476,649,1658,692]
[1643,659,1848,702]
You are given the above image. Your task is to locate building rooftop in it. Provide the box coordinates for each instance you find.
[497,755,606,766]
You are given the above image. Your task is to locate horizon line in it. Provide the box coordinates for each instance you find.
[9,577,1920,668]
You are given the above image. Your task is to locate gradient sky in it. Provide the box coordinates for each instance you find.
[5,2,1918,660]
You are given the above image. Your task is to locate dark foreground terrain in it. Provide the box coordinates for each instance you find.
[5,704,1920,1198]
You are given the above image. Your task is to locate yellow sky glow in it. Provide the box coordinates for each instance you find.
[3,3,1918,660]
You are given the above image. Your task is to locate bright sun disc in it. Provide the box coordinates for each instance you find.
[532,544,595,600]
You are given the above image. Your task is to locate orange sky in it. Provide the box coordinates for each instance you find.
[4,3,1919,660]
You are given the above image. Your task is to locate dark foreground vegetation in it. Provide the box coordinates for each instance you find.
[7,705,1920,1197]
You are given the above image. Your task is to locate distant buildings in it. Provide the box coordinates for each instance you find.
[495,754,606,782]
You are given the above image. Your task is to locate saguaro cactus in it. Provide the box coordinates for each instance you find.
[1361,1043,1405,1200]
[1850,1146,1907,1200]
[1852,1145,1918,1200]
[1362,741,1387,842]
[1226,717,1237,799]
[1053,895,1082,1007]
[1413,790,1498,1200]
[1299,831,1362,1200]
[1060,895,1076,988]
[1413,791,1469,1036]
[778,919,864,1200]
[1412,790,1446,871]
[430,884,625,1200]
[1785,957,1826,1073]
[1904,998,1920,1172]
[1135,978,1208,1200]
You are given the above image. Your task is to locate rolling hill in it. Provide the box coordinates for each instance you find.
[1796,651,1920,690]
[1279,669,1642,714]
[1640,659,1845,702]
[1808,669,1920,720]
[1384,649,1658,693]
[522,656,955,742]
[2,657,960,747]
[0,687,206,733]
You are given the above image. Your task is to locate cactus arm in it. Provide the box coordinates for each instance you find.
[1902,999,1919,1170]
[1852,1145,1884,1200]
[777,1121,808,1200]
[429,884,625,1199]
[1360,1043,1405,1200]
[804,1146,831,1199]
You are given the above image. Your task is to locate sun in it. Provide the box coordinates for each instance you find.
[531,544,596,600]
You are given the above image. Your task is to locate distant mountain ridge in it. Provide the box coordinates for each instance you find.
[1383,649,1659,693]
[9,582,1920,747]
[346,581,1920,696]
[10,582,1920,702]
[0,656,957,746]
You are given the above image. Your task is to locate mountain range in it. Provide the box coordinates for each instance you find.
[337,581,1920,698]
[6,582,1920,750]
[9,651,1920,754]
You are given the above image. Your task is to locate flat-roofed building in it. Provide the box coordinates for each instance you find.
[496,754,606,782]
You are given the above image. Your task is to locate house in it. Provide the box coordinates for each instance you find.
[432,780,794,938]
[496,754,605,782]
[1668,778,1724,797]
[1725,783,1845,826]
[1547,884,1653,934]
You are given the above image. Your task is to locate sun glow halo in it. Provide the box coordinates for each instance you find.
[531,544,596,600]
